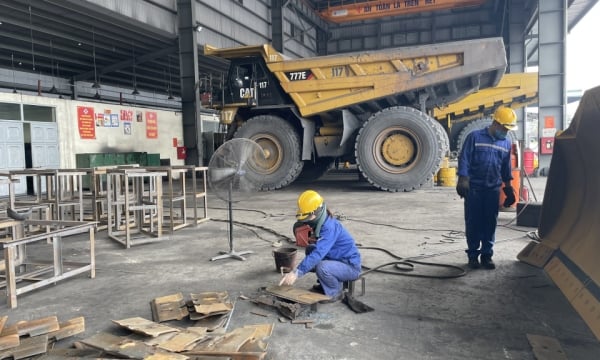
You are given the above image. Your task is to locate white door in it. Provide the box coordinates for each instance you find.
[30,122,60,169]
[30,122,59,195]
[0,120,26,196]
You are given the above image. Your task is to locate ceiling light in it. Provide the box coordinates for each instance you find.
[194,25,203,32]
[93,90,101,99]
[92,81,101,89]
[49,85,58,94]
[132,87,140,95]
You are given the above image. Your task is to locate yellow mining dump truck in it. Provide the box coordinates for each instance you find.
[432,72,539,156]
[204,38,506,192]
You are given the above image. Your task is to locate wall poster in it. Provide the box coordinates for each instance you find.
[146,111,158,139]
[77,106,96,139]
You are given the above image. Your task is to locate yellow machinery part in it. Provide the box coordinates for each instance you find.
[206,38,506,118]
[319,127,343,136]
[382,133,414,166]
[517,86,600,340]
[432,72,539,123]
[319,0,486,24]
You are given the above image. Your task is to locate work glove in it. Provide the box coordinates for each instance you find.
[456,176,470,198]
[503,185,516,207]
[279,270,298,286]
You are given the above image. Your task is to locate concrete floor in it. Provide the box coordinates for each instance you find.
[2,173,600,359]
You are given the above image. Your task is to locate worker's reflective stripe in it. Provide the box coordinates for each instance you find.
[474,143,509,153]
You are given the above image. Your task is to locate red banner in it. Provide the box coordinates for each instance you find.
[77,106,96,139]
[146,111,158,139]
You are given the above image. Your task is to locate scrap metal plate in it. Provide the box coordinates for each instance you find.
[265,286,330,305]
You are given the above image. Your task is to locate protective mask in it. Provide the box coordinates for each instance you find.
[494,129,507,140]
[305,204,327,238]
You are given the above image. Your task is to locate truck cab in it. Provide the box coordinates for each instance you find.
[225,58,288,107]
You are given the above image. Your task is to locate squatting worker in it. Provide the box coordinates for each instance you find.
[456,107,517,270]
[279,190,361,303]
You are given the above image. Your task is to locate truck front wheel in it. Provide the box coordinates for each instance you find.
[233,115,303,190]
[355,106,444,192]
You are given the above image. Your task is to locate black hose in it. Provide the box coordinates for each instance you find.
[358,246,466,279]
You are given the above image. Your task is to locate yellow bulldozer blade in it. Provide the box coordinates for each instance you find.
[517,85,600,340]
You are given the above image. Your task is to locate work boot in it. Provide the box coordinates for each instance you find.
[481,256,496,270]
[319,291,344,304]
[310,283,324,294]
[467,257,480,269]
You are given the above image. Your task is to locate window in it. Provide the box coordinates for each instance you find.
[23,105,55,122]
[0,102,21,120]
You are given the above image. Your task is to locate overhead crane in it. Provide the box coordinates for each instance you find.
[318,0,487,23]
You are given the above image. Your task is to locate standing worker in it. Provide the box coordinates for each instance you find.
[279,190,362,303]
[456,107,517,270]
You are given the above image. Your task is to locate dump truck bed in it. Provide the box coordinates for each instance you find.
[432,72,539,123]
[205,38,507,117]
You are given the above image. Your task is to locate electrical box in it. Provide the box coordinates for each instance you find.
[177,146,187,160]
[540,137,554,154]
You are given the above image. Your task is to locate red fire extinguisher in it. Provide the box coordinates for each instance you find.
[521,185,529,202]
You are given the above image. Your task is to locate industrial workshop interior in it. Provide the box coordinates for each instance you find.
[1,0,600,359]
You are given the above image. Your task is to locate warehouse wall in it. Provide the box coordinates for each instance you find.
[0,92,184,169]
[81,0,178,33]
[195,0,318,58]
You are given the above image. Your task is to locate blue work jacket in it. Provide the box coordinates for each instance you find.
[457,127,513,189]
[296,215,361,277]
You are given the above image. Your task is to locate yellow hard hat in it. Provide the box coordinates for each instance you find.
[296,190,324,221]
[493,107,517,130]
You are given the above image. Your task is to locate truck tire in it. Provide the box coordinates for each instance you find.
[455,117,517,156]
[355,106,443,192]
[234,115,303,190]
[433,120,450,158]
[296,157,335,182]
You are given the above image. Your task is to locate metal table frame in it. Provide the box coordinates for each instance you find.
[106,168,166,248]
[0,219,96,309]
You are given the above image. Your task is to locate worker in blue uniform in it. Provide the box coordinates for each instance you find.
[279,190,361,303]
[456,107,518,270]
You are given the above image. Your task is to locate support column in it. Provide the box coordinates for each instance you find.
[272,0,285,52]
[509,0,527,143]
[316,27,328,55]
[177,0,203,165]
[537,0,567,172]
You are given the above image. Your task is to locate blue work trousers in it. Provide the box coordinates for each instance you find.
[306,246,361,297]
[464,187,500,259]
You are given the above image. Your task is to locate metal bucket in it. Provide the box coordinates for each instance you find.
[437,167,457,187]
[273,247,297,273]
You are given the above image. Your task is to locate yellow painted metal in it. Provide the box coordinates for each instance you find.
[319,0,486,23]
[219,105,241,125]
[252,134,282,175]
[382,133,414,166]
[437,167,457,187]
[517,86,600,341]
[319,127,343,136]
[205,38,506,118]
[432,72,538,122]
